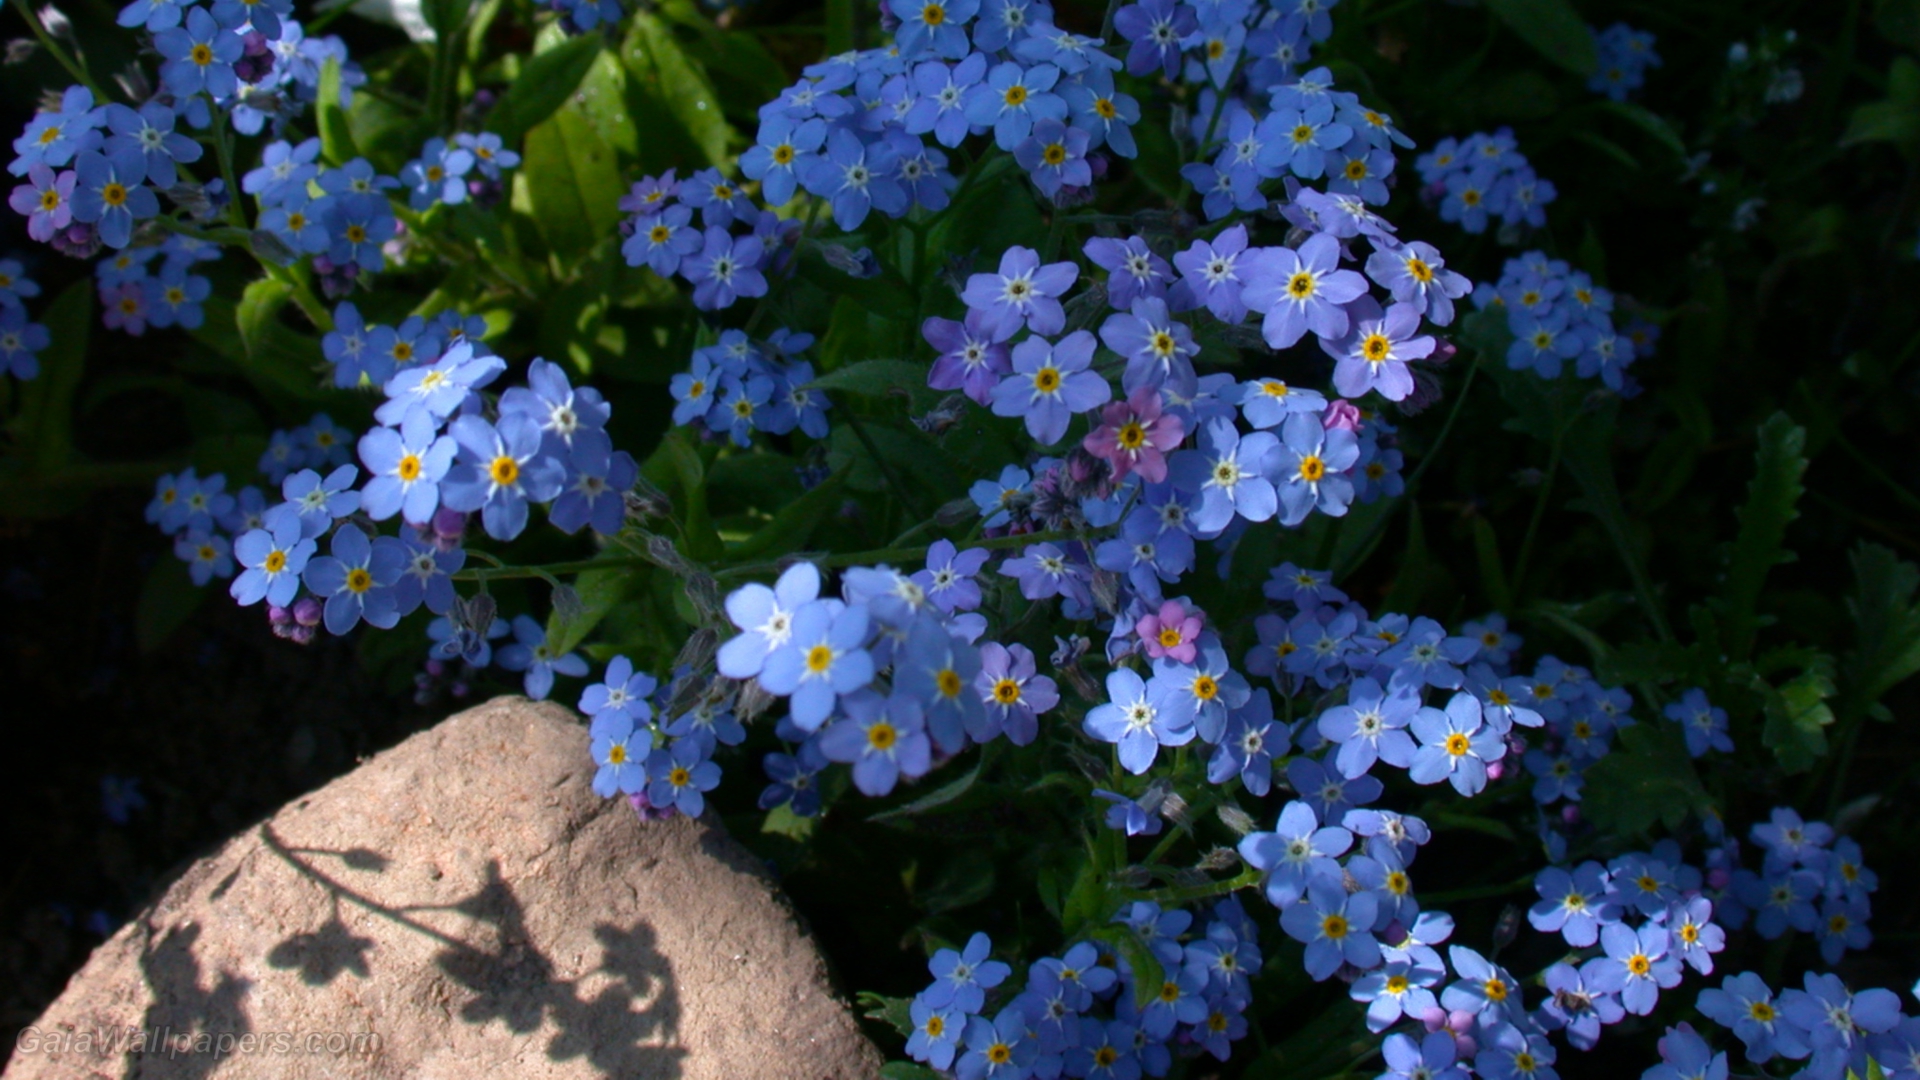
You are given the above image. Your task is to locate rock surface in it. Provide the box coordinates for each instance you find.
[5,696,882,1080]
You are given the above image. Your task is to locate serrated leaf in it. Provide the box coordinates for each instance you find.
[1843,543,1920,720]
[316,58,358,165]
[806,359,928,397]
[1760,667,1836,773]
[486,33,605,148]
[856,992,916,1037]
[761,802,815,841]
[1481,0,1597,76]
[1582,718,1715,836]
[1716,412,1807,661]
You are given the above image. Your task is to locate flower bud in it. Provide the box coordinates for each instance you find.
[1216,804,1256,837]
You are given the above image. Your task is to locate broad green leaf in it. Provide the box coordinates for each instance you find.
[806,359,928,397]
[825,0,854,56]
[1481,0,1597,76]
[724,466,848,562]
[136,557,209,653]
[193,292,330,401]
[761,803,815,841]
[486,33,605,148]
[11,279,91,470]
[236,277,294,360]
[856,992,915,1038]
[1841,57,1920,149]
[1470,514,1513,612]
[1842,543,1920,720]
[422,0,467,39]
[1715,412,1807,661]
[1594,101,1689,163]
[879,1064,943,1080]
[1088,925,1165,1010]
[316,58,359,165]
[520,102,624,265]
[1759,666,1836,773]
[657,430,722,562]
[624,14,730,167]
[544,564,644,659]
[1582,717,1714,835]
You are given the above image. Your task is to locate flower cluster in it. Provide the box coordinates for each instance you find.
[1590,24,1661,101]
[667,328,832,445]
[617,168,796,310]
[1715,808,1880,965]
[1690,972,1911,1080]
[0,258,48,379]
[585,659,733,817]
[91,234,215,334]
[1474,250,1643,391]
[902,905,1259,1077]
[1415,129,1556,237]
[6,3,364,256]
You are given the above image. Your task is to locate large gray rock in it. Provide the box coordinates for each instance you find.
[5,696,881,1080]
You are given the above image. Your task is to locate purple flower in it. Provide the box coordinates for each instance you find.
[500,357,611,455]
[685,227,769,310]
[1538,961,1624,1050]
[905,54,989,148]
[799,128,908,231]
[1242,232,1369,349]
[1779,972,1904,1080]
[271,463,361,540]
[1084,666,1192,774]
[1013,118,1090,197]
[1169,225,1251,324]
[717,562,822,680]
[1408,691,1503,795]
[1381,1031,1467,1080]
[645,738,722,816]
[1528,862,1616,947]
[820,690,931,795]
[975,641,1057,745]
[375,341,508,428]
[548,431,637,536]
[438,413,567,541]
[1274,411,1359,525]
[1001,542,1091,606]
[1280,874,1381,980]
[1084,235,1171,309]
[357,412,455,525]
[9,164,77,242]
[69,149,156,250]
[757,599,875,731]
[1697,972,1806,1064]
[912,539,991,612]
[300,524,406,635]
[0,305,50,379]
[1588,922,1681,1015]
[989,330,1112,445]
[963,60,1066,151]
[590,713,647,797]
[401,137,474,210]
[1083,387,1184,484]
[925,932,1011,1014]
[960,245,1079,338]
[896,613,985,753]
[1326,298,1434,401]
[1168,416,1279,534]
[230,513,316,608]
[1113,0,1196,78]
[101,102,200,189]
[1664,687,1734,757]
[924,308,1013,405]
[1100,296,1197,394]
[1365,240,1471,325]
[10,86,103,176]
[741,114,826,207]
[890,0,980,59]
[155,8,243,99]
[389,536,462,616]
[1643,1024,1728,1080]
[1209,690,1285,794]
[623,204,702,277]
[1237,799,1350,906]
[496,614,591,700]
[1317,675,1419,779]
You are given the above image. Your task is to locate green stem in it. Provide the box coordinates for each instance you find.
[7,0,105,99]
[1119,866,1261,907]
[1509,429,1565,600]
[843,409,927,525]
[207,105,249,231]
[1332,361,1479,580]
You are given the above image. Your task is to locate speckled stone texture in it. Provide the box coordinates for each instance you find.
[5,696,881,1080]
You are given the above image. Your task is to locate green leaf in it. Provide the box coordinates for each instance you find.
[236,277,294,360]
[656,430,722,562]
[316,58,359,165]
[761,802,815,841]
[1380,502,1431,614]
[1842,57,1920,149]
[1593,101,1689,163]
[856,992,915,1038]
[1596,641,1695,687]
[192,292,330,401]
[825,0,854,56]
[136,557,208,653]
[724,466,848,563]
[624,14,730,167]
[1480,0,1597,76]
[1582,717,1715,835]
[879,1064,943,1080]
[518,89,626,265]
[544,564,644,659]
[1470,514,1513,613]
[1842,543,1920,720]
[1715,412,1807,661]
[422,0,467,39]
[10,280,91,470]
[806,359,928,397]
[869,745,994,824]
[1088,925,1165,1010]
[1759,666,1837,773]
[486,33,605,148]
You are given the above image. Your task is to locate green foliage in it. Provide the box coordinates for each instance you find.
[1582,714,1715,835]
[1713,413,1808,662]
[1755,662,1837,773]
[857,992,916,1037]
[1480,0,1597,76]
[1842,543,1920,722]
[485,34,606,148]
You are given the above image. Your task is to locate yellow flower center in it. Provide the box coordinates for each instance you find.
[39,189,60,211]
[1297,455,1325,482]
[867,721,898,750]
[191,43,213,66]
[1192,675,1218,700]
[392,341,413,361]
[1484,978,1508,1001]
[1362,333,1390,363]
[987,1043,1013,1065]
[1627,955,1651,977]
[1118,421,1146,449]
[806,644,834,673]
[1287,271,1315,299]
[263,550,287,573]
[1094,98,1117,119]
[607,743,627,764]
[346,567,373,594]
[922,2,944,23]
[1033,366,1061,393]
[346,224,367,243]
[102,183,127,208]
[936,668,963,698]
[669,766,691,787]
[773,144,795,165]
[1158,981,1181,1003]
[993,678,1021,704]
[1344,158,1369,181]
[1158,626,1183,648]
[397,454,422,481]
[924,1015,945,1038]
[1043,142,1067,166]
[1445,732,1471,756]
[1321,914,1349,939]
[489,455,519,486]
[1750,1002,1775,1022]
[1003,85,1027,106]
